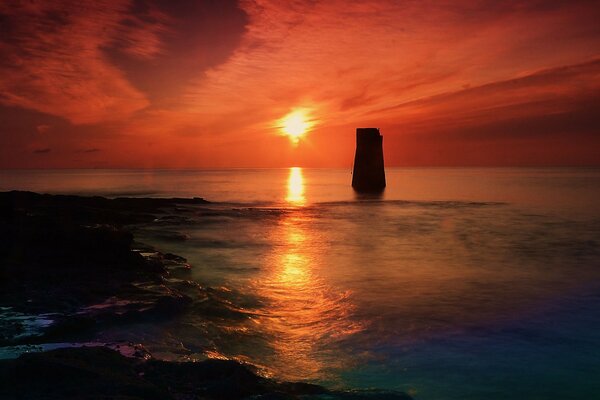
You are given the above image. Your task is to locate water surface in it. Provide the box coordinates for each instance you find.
[2,168,599,399]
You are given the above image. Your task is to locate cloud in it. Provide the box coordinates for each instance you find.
[1,0,599,167]
[0,0,154,124]
[103,0,247,101]
[179,0,600,138]
[373,58,600,135]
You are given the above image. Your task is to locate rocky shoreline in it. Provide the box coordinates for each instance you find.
[0,191,207,346]
[0,191,411,399]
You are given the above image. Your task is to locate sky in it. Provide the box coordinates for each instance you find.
[0,0,599,168]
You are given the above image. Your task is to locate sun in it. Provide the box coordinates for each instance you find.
[277,108,314,145]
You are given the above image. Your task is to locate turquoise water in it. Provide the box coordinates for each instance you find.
[2,168,600,398]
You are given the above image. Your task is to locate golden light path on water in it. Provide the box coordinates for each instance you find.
[285,167,305,205]
[252,167,362,381]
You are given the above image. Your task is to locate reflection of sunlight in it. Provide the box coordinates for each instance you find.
[281,253,306,279]
[285,167,305,205]
[252,209,363,381]
[286,229,305,245]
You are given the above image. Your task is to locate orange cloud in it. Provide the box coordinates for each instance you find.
[0,0,599,167]
[0,0,158,124]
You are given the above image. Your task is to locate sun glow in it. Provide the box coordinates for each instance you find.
[277,108,314,145]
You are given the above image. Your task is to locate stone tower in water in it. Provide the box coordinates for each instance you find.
[352,128,386,192]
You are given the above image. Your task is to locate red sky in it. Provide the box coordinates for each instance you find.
[1,0,599,168]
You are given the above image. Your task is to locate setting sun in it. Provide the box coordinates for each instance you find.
[2,1,600,398]
[277,109,314,145]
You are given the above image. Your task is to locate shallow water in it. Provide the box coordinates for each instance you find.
[2,168,600,399]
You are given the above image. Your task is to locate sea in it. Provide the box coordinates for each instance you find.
[2,167,599,399]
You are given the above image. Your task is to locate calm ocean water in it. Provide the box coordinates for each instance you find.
[2,168,600,399]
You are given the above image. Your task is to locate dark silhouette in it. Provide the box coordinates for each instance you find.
[352,128,386,192]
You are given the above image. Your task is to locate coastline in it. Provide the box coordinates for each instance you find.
[0,190,411,399]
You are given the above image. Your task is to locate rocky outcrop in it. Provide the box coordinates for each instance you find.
[0,347,412,400]
[0,191,201,344]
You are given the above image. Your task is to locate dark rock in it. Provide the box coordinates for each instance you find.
[0,191,202,344]
[0,347,412,399]
[0,190,209,226]
[0,347,168,399]
[40,315,98,343]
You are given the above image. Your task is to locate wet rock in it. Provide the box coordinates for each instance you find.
[40,315,98,343]
[0,347,412,399]
[0,191,202,345]
[0,347,167,399]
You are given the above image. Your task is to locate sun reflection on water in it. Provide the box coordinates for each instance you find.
[285,167,305,205]
[249,167,362,381]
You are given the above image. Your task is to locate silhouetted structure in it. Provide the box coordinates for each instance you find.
[352,128,386,192]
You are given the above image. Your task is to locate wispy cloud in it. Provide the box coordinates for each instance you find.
[1,0,599,166]
[0,0,158,124]
[372,58,600,134]
[179,0,600,137]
